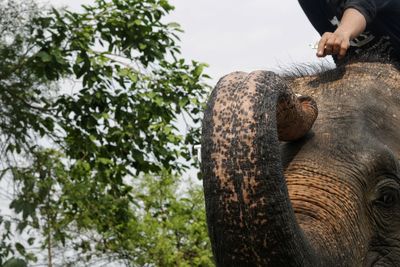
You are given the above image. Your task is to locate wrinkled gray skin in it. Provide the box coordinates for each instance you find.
[201,61,400,266]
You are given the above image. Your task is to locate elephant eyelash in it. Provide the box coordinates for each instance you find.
[375,173,400,185]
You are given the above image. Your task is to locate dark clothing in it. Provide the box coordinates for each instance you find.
[298,0,400,61]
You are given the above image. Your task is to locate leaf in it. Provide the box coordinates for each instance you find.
[27,237,35,246]
[4,220,11,231]
[15,242,26,255]
[139,43,147,50]
[17,221,28,233]
[193,63,207,77]
[98,157,112,165]
[37,51,52,62]
[3,258,27,267]
[167,22,181,29]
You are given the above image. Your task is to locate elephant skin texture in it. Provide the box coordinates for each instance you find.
[201,61,400,267]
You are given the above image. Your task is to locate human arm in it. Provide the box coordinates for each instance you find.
[317,7,367,59]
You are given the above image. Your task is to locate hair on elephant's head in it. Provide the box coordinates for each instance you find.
[201,59,400,266]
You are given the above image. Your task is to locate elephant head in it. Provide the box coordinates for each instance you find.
[201,61,400,266]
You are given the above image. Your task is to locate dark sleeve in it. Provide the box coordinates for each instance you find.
[338,0,393,24]
[298,0,337,36]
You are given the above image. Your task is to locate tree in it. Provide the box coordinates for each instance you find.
[9,150,212,266]
[0,0,211,265]
[131,173,213,266]
[0,0,54,155]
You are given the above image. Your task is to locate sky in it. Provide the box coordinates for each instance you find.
[46,0,334,82]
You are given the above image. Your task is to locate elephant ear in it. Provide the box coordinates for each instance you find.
[201,70,318,266]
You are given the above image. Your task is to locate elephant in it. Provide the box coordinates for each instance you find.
[201,55,400,266]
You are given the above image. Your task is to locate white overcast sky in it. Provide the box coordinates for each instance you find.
[46,0,333,82]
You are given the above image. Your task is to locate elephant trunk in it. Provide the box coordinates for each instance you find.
[201,71,318,266]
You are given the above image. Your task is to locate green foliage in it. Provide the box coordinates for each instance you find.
[0,0,212,265]
[8,149,213,266]
[0,217,14,266]
[0,0,55,154]
[3,258,27,267]
[131,173,213,266]
[8,149,136,264]
[2,0,208,173]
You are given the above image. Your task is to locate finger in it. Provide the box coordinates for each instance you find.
[332,39,342,55]
[317,33,331,57]
[338,42,349,59]
[324,37,336,55]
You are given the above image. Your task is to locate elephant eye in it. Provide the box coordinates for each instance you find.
[375,187,400,208]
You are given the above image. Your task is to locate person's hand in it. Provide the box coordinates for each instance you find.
[316,7,366,60]
[317,30,351,59]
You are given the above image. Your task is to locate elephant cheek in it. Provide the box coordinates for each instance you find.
[363,250,400,267]
[362,251,381,266]
[284,169,371,261]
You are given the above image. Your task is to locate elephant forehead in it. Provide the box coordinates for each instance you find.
[291,130,398,168]
[311,108,400,161]
[306,90,400,160]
